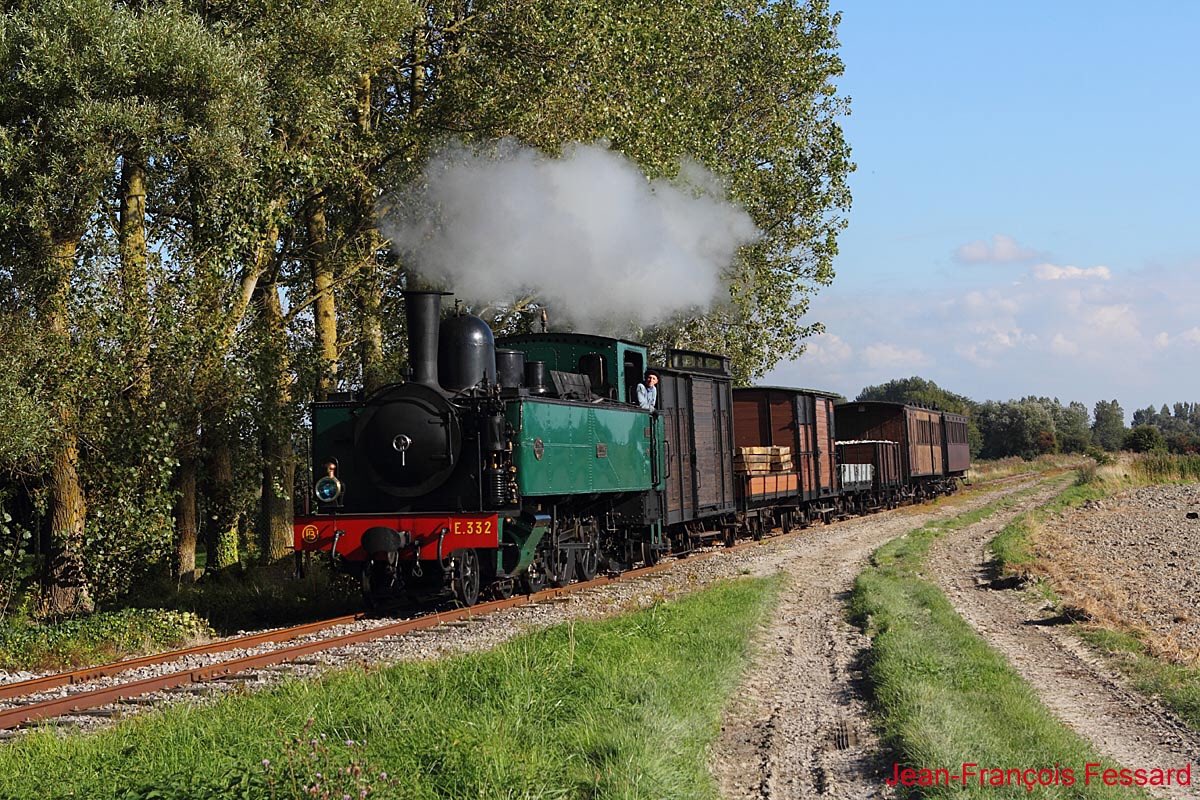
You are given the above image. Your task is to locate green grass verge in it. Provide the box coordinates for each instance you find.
[0,575,780,800]
[990,474,1107,576]
[1,563,361,671]
[850,477,1149,799]
[1079,628,1200,732]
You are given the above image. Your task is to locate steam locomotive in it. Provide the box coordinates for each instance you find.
[293,291,970,607]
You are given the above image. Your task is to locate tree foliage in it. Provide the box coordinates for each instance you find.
[1124,425,1165,453]
[1091,399,1126,452]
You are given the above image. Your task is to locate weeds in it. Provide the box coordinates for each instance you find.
[0,608,213,670]
[1132,452,1200,482]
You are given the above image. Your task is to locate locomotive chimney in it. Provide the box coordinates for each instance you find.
[402,290,451,390]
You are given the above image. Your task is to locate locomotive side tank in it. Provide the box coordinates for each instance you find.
[498,332,668,567]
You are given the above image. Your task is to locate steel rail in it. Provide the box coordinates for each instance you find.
[0,614,362,702]
[0,544,753,731]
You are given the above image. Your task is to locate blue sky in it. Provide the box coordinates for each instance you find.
[763,1,1200,418]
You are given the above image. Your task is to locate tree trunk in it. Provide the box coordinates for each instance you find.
[42,430,92,616]
[353,73,388,394]
[257,283,295,563]
[203,423,240,573]
[174,454,198,583]
[307,198,338,399]
[39,237,94,616]
[359,270,385,393]
[118,151,151,401]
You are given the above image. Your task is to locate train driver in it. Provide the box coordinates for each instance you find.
[637,371,659,410]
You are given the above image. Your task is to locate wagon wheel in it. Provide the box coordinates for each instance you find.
[641,540,659,566]
[575,542,599,582]
[451,548,481,607]
[781,511,793,535]
[723,527,736,548]
[490,578,515,600]
[752,517,764,541]
[548,546,573,587]
[679,533,699,556]
[521,557,548,594]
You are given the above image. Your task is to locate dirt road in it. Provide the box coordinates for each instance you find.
[709,475,1059,799]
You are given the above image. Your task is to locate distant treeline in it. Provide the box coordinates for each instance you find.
[856,377,1198,460]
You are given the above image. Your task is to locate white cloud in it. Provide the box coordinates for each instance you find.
[954,234,1041,264]
[802,333,852,365]
[963,289,1020,316]
[1032,263,1112,281]
[1154,332,1170,349]
[1181,327,1200,345]
[1051,333,1079,356]
[1082,303,1139,339]
[862,343,931,369]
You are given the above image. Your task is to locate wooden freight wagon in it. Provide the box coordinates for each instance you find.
[943,412,971,476]
[834,401,958,496]
[731,386,841,530]
[656,350,736,539]
[836,440,904,509]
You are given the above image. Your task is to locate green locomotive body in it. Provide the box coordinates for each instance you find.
[506,397,663,496]
[294,295,668,607]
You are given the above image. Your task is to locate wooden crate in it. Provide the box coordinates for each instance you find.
[734,460,795,475]
[736,445,790,456]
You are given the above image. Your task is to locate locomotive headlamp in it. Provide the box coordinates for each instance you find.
[314,476,344,503]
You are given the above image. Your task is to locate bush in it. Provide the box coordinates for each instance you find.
[1123,425,1166,453]
[0,608,214,670]
[1075,463,1099,485]
[127,559,361,634]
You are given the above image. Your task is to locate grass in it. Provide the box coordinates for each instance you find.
[965,454,1082,484]
[1078,627,1200,732]
[0,609,213,672]
[0,575,780,800]
[989,475,1107,577]
[0,561,362,672]
[850,475,1147,799]
[1131,451,1200,482]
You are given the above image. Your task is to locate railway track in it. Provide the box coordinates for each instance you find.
[0,540,759,733]
[0,477,1027,734]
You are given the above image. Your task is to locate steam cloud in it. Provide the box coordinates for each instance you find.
[382,141,760,331]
